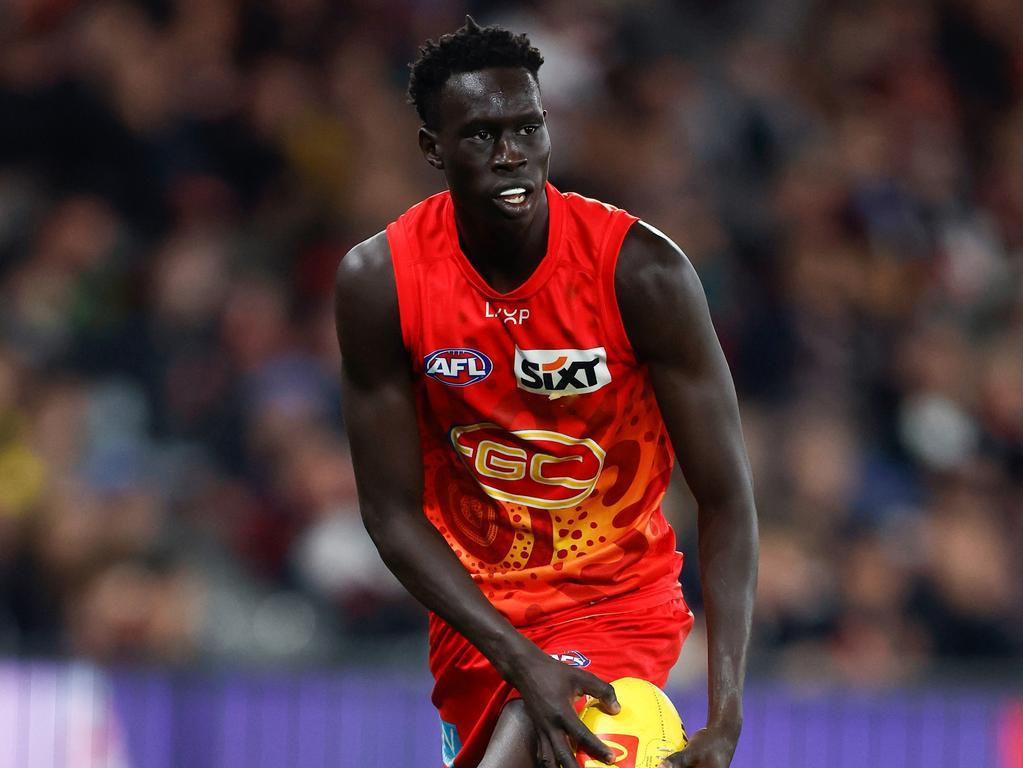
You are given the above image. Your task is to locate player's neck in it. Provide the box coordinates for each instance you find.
[453,192,549,294]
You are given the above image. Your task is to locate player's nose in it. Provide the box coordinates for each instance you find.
[492,136,527,171]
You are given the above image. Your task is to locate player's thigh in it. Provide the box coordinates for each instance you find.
[478,699,536,768]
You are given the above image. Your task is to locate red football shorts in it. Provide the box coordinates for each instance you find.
[429,591,694,768]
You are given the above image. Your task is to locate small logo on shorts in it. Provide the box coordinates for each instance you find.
[551,650,591,668]
[441,720,462,767]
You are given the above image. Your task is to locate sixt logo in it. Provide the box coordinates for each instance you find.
[515,347,611,399]
[551,650,591,668]
[425,348,493,387]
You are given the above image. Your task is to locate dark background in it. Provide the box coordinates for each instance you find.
[0,0,1021,692]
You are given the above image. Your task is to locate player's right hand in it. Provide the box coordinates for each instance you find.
[660,725,738,768]
[509,648,620,767]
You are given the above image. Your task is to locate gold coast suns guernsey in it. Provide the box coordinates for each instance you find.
[387,183,683,627]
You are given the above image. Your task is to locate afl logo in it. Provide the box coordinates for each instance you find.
[425,348,493,387]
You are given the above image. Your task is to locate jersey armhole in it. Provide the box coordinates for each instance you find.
[386,218,421,354]
[598,211,640,364]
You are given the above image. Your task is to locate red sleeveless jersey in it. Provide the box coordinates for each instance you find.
[386,183,683,627]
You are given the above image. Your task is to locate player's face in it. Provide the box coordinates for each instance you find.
[421,67,551,224]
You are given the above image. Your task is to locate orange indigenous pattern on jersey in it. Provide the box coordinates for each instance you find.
[387,183,683,627]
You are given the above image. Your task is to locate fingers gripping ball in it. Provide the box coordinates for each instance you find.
[576,678,687,767]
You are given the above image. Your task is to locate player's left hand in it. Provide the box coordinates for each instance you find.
[659,724,738,768]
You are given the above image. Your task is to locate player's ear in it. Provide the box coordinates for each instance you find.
[419,127,444,170]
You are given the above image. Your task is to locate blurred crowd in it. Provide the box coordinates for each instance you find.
[0,0,1020,683]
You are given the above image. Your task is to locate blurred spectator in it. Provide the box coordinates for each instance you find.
[0,0,1021,682]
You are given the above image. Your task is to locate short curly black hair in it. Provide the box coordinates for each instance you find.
[408,16,544,128]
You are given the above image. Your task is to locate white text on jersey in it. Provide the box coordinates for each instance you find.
[485,302,530,325]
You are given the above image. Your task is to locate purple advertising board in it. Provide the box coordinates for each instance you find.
[1,662,1019,767]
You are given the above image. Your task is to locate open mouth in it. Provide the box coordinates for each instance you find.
[495,187,529,206]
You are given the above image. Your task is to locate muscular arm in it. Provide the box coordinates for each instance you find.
[335,233,618,768]
[617,223,758,768]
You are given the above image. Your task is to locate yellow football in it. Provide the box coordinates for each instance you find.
[576,677,688,768]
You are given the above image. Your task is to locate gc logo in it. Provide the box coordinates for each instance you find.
[449,423,605,510]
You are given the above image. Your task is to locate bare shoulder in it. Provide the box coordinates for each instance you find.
[334,231,406,376]
[617,221,703,309]
[335,230,393,310]
[616,221,711,363]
